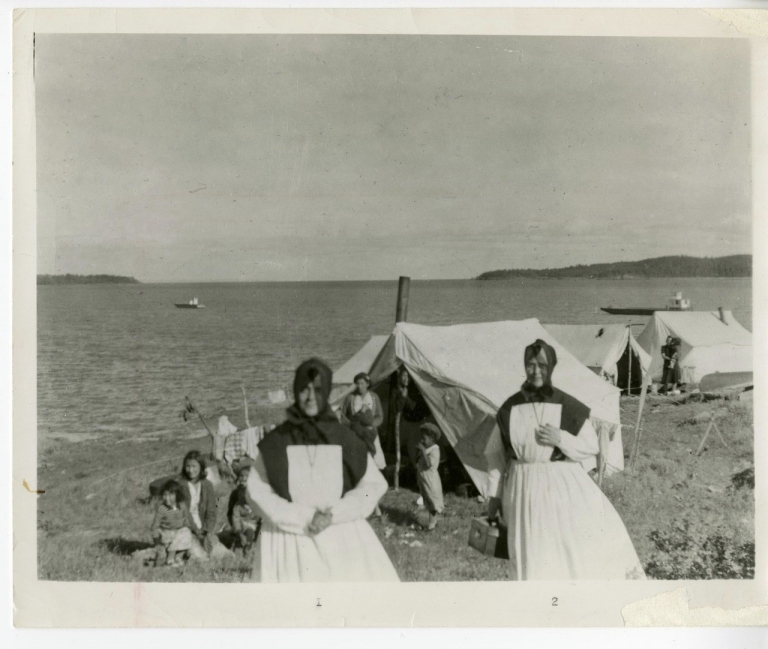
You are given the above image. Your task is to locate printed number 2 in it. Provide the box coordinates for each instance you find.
[552,597,558,607]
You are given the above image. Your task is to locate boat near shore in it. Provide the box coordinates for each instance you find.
[601,292,691,316]
[175,297,205,309]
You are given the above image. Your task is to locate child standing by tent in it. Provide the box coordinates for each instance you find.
[416,423,444,530]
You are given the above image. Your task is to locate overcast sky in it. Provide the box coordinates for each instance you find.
[35,35,751,282]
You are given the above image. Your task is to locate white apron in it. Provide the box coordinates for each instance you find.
[501,401,645,580]
[248,445,399,582]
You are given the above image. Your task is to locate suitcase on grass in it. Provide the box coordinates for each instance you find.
[468,516,509,559]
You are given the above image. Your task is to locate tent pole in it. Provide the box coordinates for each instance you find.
[713,420,728,448]
[694,419,715,457]
[597,425,608,489]
[394,410,402,490]
[393,277,410,489]
[628,369,649,469]
[242,385,250,428]
[395,276,411,323]
[627,326,633,394]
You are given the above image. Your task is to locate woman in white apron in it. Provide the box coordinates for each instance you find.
[246,358,399,582]
[487,339,645,580]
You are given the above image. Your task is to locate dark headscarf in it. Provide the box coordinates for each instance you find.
[258,358,370,501]
[521,338,557,400]
[282,357,340,444]
[293,357,332,411]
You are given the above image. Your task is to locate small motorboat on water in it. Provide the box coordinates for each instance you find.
[175,297,205,309]
[601,292,691,316]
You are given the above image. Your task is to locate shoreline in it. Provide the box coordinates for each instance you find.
[36,276,754,286]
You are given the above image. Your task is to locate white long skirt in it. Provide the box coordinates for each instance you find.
[502,460,645,580]
[252,519,399,583]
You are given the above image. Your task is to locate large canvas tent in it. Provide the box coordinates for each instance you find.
[543,323,651,390]
[331,319,625,498]
[635,310,752,386]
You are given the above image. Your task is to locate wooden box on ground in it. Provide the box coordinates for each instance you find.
[468,516,509,560]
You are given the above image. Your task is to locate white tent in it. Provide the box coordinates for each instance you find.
[331,319,625,497]
[543,323,651,389]
[635,310,752,385]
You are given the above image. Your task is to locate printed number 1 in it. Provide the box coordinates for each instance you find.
[552,597,558,607]
[317,598,322,607]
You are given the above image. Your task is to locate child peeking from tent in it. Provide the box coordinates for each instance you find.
[416,423,444,530]
[150,480,194,567]
[227,467,261,555]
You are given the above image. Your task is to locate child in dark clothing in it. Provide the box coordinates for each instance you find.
[150,480,193,567]
[227,467,261,555]
[346,408,386,518]
[347,408,376,448]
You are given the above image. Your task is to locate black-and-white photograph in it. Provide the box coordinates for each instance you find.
[30,25,755,590]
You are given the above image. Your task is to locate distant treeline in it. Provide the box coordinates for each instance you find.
[477,255,752,280]
[37,274,140,285]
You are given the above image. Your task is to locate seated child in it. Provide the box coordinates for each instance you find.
[150,480,193,567]
[179,450,222,560]
[416,423,444,531]
[227,467,261,555]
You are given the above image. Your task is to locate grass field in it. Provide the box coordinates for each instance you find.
[36,394,754,582]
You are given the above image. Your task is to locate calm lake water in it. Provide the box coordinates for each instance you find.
[37,278,752,443]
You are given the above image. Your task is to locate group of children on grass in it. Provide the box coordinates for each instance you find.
[148,450,260,568]
[149,398,446,568]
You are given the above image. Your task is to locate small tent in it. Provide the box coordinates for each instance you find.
[331,319,625,498]
[543,324,651,391]
[635,310,752,386]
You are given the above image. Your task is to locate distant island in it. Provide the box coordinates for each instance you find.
[476,255,752,280]
[37,274,140,285]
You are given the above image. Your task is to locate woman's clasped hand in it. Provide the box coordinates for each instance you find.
[307,509,333,535]
[534,423,561,447]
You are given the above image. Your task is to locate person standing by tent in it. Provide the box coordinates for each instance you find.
[245,358,399,582]
[487,339,645,580]
[392,366,444,505]
[340,372,387,518]
[660,336,682,394]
